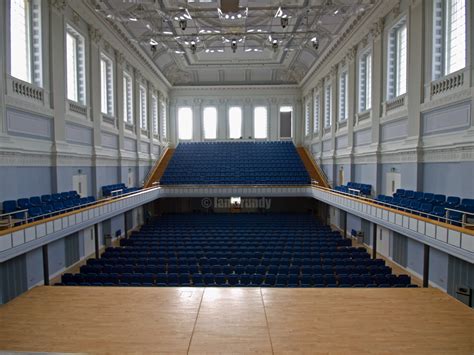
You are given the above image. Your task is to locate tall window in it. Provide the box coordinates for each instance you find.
[358,51,372,112]
[123,71,133,124]
[161,100,167,139]
[228,107,242,139]
[313,91,320,133]
[66,25,86,104]
[304,100,311,136]
[178,107,193,140]
[139,85,147,130]
[387,19,407,99]
[279,106,293,138]
[10,0,42,86]
[100,54,114,116]
[152,94,159,136]
[254,106,268,139]
[433,0,466,79]
[338,70,348,121]
[203,106,217,139]
[324,84,332,128]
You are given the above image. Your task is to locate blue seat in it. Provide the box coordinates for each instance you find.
[17,198,31,209]
[2,200,17,214]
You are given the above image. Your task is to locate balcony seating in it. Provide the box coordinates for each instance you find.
[101,183,140,197]
[335,182,372,196]
[59,213,415,288]
[160,141,310,186]
[1,191,95,222]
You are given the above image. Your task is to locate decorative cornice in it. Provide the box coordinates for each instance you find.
[88,25,102,44]
[115,50,125,65]
[50,0,68,12]
[370,17,385,38]
[346,46,357,62]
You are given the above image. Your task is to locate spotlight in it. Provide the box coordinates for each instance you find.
[272,40,278,52]
[190,40,196,54]
[281,17,289,28]
[311,37,319,50]
[179,19,187,31]
[150,44,157,52]
[231,39,237,53]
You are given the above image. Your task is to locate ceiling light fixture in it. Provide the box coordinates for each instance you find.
[311,36,319,50]
[179,19,187,31]
[281,17,289,28]
[231,39,237,53]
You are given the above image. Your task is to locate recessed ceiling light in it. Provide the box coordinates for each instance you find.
[129,17,137,22]
[163,31,173,35]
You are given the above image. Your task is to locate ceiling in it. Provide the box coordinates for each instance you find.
[96,0,374,86]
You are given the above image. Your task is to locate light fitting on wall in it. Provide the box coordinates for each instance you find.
[179,19,187,31]
[311,36,319,50]
[281,17,289,29]
[272,39,279,52]
[78,169,82,175]
[190,40,197,54]
[231,39,237,53]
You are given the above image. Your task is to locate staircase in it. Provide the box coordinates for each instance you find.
[143,148,175,188]
[297,147,330,188]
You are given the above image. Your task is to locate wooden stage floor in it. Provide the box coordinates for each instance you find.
[0,287,473,354]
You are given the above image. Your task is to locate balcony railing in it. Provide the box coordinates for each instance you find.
[430,70,464,97]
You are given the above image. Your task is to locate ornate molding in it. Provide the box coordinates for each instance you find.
[346,46,357,62]
[88,25,102,44]
[50,0,68,12]
[370,17,385,37]
[115,50,125,65]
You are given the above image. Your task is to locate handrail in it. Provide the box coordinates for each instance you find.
[144,147,169,187]
[0,209,29,219]
[0,188,151,233]
[312,182,474,231]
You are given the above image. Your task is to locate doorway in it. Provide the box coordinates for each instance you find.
[378,227,390,257]
[72,174,88,198]
[385,172,401,196]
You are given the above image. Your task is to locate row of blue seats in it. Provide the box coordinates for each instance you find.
[2,191,95,219]
[80,264,391,276]
[61,272,413,287]
[335,182,372,196]
[161,141,310,185]
[392,189,474,212]
[101,184,140,197]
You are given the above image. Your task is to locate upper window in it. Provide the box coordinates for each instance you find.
[161,99,167,139]
[178,107,193,140]
[66,25,86,104]
[254,106,268,139]
[358,50,372,112]
[139,85,147,130]
[123,71,133,124]
[152,94,159,136]
[100,54,114,116]
[338,69,348,121]
[228,107,242,139]
[203,106,217,139]
[304,100,311,136]
[279,106,293,138]
[433,0,466,79]
[10,0,42,86]
[324,83,332,128]
[387,19,407,99]
[313,91,320,133]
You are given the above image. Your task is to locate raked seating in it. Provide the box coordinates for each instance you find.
[160,141,310,185]
[59,214,415,288]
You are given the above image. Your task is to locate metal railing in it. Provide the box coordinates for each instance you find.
[312,182,474,229]
[0,189,148,230]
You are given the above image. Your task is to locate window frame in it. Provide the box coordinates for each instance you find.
[338,68,348,122]
[139,84,148,131]
[387,17,407,100]
[358,48,372,112]
[313,90,320,134]
[100,53,114,117]
[324,82,332,128]
[228,106,242,139]
[151,93,159,137]
[253,106,268,139]
[177,106,193,140]
[123,71,133,125]
[203,106,218,140]
[66,24,86,105]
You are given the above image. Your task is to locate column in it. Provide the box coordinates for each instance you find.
[217,98,227,139]
[169,99,177,145]
[88,25,103,196]
[330,66,338,182]
[193,98,202,141]
[242,98,252,139]
[269,97,278,140]
[0,0,7,135]
[294,98,303,145]
[116,50,126,183]
[346,46,357,183]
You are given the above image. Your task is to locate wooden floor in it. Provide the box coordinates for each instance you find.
[0,287,473,354]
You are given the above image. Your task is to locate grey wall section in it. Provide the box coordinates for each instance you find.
[48,238,66,276]
[0,254,27,304]
[111,214,125,238]
[26,248,44,288]
[422,162,474,198]
[354,164,377,193]
[447,256,474,305]
[347,213,362,235]
[429,247,449,290]
[406,238,424,276]
[95,166,120,197]
[392,232,408,267]
[380,163,419,193]
[56,166,93,196]
[0,166,52,201]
